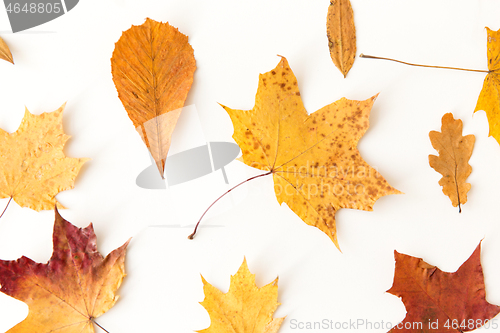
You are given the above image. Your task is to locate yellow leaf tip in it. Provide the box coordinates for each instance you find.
[272,277,279,286]
[336,244,342,253]
[241,257,249,269]
[276,55,289,67]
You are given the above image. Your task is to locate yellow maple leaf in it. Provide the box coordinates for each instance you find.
[0,104,88,212]
[222,56,400,250]
[429,113,475,212]
[475,27,500,144]
[0,208,129,332]
[198,258,285,333]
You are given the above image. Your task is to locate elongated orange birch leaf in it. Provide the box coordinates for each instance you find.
[111,18,196,178]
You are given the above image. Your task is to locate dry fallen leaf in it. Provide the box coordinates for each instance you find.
[429,113,475,212]
[0,207,129,333]
[0,104,88,213]
[388,243,500,332]
[326,0,356,77]
[475,27,500,145]
[111,18,196,178]
[0,36,14,64]
[198,258,284,333]
[223,56,400,250]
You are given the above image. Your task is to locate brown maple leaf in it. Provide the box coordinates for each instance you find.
[327,0,356,77]
[0,104,88,214]
[111,18,196,178]
[0,207,129,333]
[198,258,284,333]
[388,243,500,332]
[474,27,500,145]
[221,56,400,250]
[0,36,14,64]
[429,113,475,212]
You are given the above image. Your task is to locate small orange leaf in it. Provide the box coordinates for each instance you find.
[429,113,475,212]
[111,18,196,178]
[326,0,356,77]
[0,208,129,332]
[0,36,14,64]
[198,259,284,333]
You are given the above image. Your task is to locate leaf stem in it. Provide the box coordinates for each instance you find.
[92,319,110,333]
[188,171,273,239]
[0,197,12,219]
[454,165,462,214]
[359,54,490,73]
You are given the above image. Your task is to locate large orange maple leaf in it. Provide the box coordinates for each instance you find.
[223,56,400,249]
[0,208,129,332]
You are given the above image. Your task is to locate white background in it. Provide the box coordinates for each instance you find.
[0,0,500,332]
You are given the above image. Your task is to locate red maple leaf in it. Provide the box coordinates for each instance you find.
[388,243,500,332]
[0,208,129,332]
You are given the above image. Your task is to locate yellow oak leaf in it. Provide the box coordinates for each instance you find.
[0,104,88,212]
[0,36,14,64]
[327,0,356,77]
[198,259,284,333]
[0,207,129,333]
[111,18,196,178]
[474,27,500,144]
[429,113,475,212]
[223,57,400,250]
